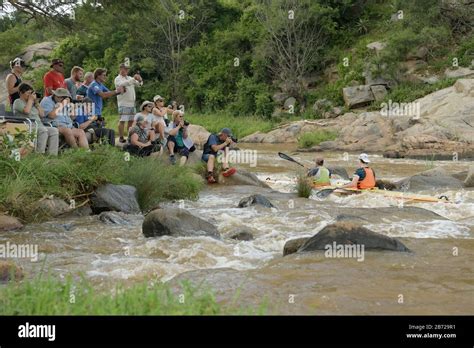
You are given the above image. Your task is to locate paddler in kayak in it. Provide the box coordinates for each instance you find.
[340,153,376,190]
[307,157,331,187]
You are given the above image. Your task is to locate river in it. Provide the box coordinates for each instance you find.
[2,144,473,314]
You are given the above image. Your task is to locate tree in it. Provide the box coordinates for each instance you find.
[255,0,337,101]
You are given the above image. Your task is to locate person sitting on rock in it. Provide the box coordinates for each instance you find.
[132,101,155,131]
[340,153,376,190]
[152,95,172,142]
[40,88,89,149]
[126,115,161,157]
[201,128,237,184]
[307,157,331,187]
[167,110,195,165]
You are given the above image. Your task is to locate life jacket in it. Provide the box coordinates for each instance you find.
[313,166,331,187]
[357,167,376,189]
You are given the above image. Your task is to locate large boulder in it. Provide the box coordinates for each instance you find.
[219,169,271,188]
[370,85,388,101]
[0,214,23,231]
[396,167,464,191]
[454,79,474,97]
[91,184,141,214]
[342,85,375,108]
[238,194,275,208]
[297,222,410,253]
[142,208,220,239]
[187,125,210,149]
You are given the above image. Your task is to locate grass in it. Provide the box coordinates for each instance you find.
[296,172,313,198]
[0,275,267,315]
[0,144,203,222]
[297,130,338,148]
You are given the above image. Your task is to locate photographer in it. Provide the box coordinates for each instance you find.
[13,83,59,156]
[40,88,89,149]
[202,128,237,184]
[166,110,195,165]
[126,115,161,157]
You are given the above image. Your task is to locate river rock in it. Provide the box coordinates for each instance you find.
[220,169,271,188]
[91,184,141,214]
[99,211,135,225]
[0,214,23,231]
[283,237,310,256]
[142,208,220,239]
[32,197,72,218]
[464,165,474,187]
[229,227,255,241]
[0,261,24,282]
[298,222,410,253]
[396,167,464,191]
[343,85,375,108]
[238,194,275,208]
[444,67,474,79]
[327,166,350,180]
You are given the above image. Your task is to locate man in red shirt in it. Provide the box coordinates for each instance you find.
[43,58,67,97]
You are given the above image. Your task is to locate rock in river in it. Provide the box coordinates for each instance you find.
[238,194,275,208]
[142,208,220,239]
[297,222,410,254]
[0,214,23,231]
[91,184,141,214]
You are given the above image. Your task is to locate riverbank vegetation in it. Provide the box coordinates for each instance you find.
[0,145,202,223]
[2,0,472,125]
[0,276,266,315]
[298,130,338,148]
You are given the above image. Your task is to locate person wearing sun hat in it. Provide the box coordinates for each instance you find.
[132,101,155,131]
[43,58,67,97]
[340,153,376,190]
[126,114,161,157]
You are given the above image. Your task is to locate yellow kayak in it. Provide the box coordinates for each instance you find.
[313,186,452,204]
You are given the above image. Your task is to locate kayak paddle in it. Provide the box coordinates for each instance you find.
[278,152,309,169]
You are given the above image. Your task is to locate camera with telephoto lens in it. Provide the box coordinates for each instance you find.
[231,136,238,143]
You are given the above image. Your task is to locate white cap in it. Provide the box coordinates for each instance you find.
[153,95,163,102]
[359,153,370,163]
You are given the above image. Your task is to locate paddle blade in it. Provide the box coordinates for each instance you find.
[315,188,336,198]
[278,152,305,168]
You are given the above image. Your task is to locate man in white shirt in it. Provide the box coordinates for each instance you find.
[114,63,143,143]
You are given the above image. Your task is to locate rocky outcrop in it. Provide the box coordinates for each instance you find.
[238,194,275,208]
[396,167,465,191]
[444,67,474,79]
[297,222,410,254]
[142,208,220,239]
[241,80,474,159]
[91,184,141,214]
[0,214,23,231]
[342,85,375,108]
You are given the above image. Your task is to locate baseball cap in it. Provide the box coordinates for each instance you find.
[220,128,233,137]
[359,153,370,163]
[135,115,146,124]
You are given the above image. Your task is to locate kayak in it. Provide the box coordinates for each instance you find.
[315,186,452,204]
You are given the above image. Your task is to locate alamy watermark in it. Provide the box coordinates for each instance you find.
[324,242,365,262]
[218,150,258,167]
[380,100,420,119]
[0,242,38,262]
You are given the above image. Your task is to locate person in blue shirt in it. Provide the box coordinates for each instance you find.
[202,128,236,183]
[86,68,124,118]
[40,88,89,149]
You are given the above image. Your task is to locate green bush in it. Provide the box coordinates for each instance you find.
[298,130,337,148]
[296,172,313,198]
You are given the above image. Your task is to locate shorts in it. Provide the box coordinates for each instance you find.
[167,135,195,158]
[201,153,216,162]
[118,106,136,122]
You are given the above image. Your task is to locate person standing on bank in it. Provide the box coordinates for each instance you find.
[115,63,143,143]
[43,58,67,97]
[6,57,26,109]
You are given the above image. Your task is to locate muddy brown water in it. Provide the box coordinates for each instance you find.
[1,144,473,314]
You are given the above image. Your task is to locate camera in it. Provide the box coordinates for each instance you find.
[184,120,190,126]
[231,136,238,143]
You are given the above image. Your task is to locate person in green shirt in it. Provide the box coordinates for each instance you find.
[307,157,331,187]
[13,83,59,156]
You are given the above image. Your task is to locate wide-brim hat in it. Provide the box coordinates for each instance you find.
[52,88,71,98]
[50,58,64,68]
